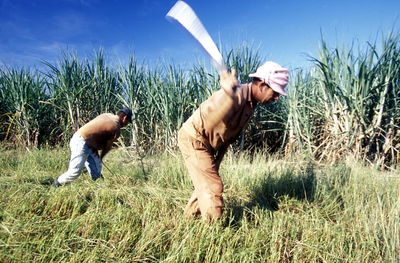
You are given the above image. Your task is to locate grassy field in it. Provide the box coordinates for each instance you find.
[0,147,399,262]
[1,29,398,263]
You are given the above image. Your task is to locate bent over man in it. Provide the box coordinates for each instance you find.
[52,108,132,186]
[178,61,289,220]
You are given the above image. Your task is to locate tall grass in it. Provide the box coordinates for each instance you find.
[286,33,400,167]
[0,33,399,165]
[116,59,217,152]
[42,51,122,142]
[0,67,49,146]
[0,148,399,262]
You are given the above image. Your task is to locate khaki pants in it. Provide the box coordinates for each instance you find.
[178,128,224,220]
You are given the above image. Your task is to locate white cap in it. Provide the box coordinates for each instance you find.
[249,61,289,96]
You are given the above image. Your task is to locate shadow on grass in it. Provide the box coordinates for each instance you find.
[226,164,317,225]
[39,177,56,186]
[13,177,55,186]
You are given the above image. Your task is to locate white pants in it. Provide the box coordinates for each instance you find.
[57,133,102,185]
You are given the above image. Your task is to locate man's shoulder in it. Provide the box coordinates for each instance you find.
[94,113,118,121]
[98,112,115,118]
[201,83,249,105]
[84,113,119,128]
[238,83,250,94]
[221,83,251,102]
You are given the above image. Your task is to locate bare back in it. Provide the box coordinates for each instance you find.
[77,113,120,151]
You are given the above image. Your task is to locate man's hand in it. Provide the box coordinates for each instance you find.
[219,69,239,97]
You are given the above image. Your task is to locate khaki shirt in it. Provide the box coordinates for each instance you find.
[182,83,256,151]
[77,113,120,151]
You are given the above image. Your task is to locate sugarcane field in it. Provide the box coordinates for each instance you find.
[1,1,399,262]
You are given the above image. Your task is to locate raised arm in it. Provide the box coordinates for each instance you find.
[219,68,239,98]
[205,69,240,130]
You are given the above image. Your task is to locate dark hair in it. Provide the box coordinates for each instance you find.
[252,77,271,89]
[118,108,132,123]
[252,77,262,83]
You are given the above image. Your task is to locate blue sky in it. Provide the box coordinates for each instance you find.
[1,0,399,71]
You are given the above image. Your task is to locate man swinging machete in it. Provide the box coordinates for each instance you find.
[178,62,289,221]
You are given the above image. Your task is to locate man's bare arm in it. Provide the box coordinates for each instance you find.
[100,139,114,160]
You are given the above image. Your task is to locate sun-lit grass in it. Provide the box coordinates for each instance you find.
[0,147,399,262]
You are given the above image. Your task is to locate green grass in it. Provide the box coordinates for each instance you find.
[0,147,399,262]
